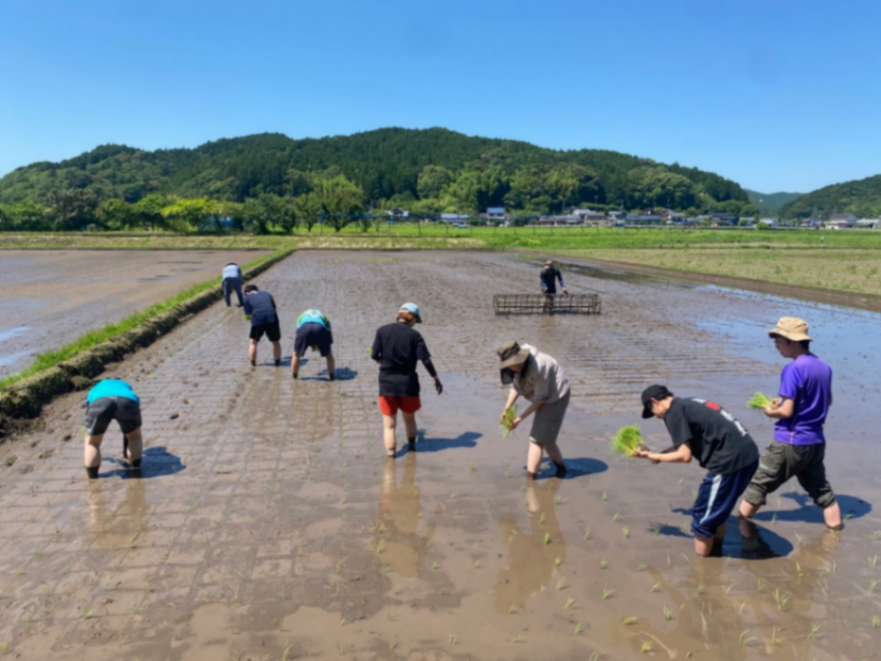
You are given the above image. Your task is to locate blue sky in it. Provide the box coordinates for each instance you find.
[1,0,879,192]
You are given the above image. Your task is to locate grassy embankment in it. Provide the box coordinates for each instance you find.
[3,226,881,296]
[0,250,289,392]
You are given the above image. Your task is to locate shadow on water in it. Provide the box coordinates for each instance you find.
[102,446,186,479]
[533,456,608,480]
[413,430,481,454]
[333,367,358,381]
[754,492,871,524]
[653,517,793,559]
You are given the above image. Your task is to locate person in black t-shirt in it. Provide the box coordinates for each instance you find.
[370,303,443,457]
[243,284,282,367]
[635,384,759,557]
[539,260,567,312]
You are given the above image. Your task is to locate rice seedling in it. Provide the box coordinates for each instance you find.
[574,623,585,635]
[599,559,609,569]
[556,579,568,590]
[873,615,881,629]
[773,588,791,612]
[432,561,440,571]
[611,425,645,456]
[738,631,758,647]
[539,512,546,525]
[768,627,783,650]
[637,562,648,571]
[868,554,879,569]
[544,532,552,545]
[650,582,661,593]
[623,616,639,626]
[869,579,878,594]
[583,528,592,540]
[747,392,773,409]
[623,527,631,539]
[612,512,622,522]
[448,634,458,646]
[508,604,518,614]
[601,491,608,502]
[589,653,600,661]
[500,407,517,437]
[808,624,822,640]
[601,588,614,600]
[564,597,576,610]
[640,641,654,654]
[554,557,563,567]
[663,605,674,621]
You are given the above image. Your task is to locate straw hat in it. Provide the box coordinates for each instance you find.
[769,317,811,342]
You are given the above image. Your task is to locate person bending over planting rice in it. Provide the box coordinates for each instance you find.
[498,341,569,479]
[83,379,143,479]
[292,308,335,380]
[243,284,282,367]
[739,317,843,530]
[371,303,443,457]
[636,385,759,557]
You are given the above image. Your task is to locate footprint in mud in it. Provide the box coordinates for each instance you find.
[62,433,72,442]
[19,464,34,474]
[5,456,17,467]
[169,413,180,420]
[38,449,54,460]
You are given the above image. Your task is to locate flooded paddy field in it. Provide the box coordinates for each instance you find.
[0,251,879,659]
[0,250,269,378]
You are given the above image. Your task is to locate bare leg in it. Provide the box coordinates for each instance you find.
[292,354,300,378]
[272,341,282,365]
[383,414,397,457]
[823,502,843,529]
[125,428,143,465]
[249,339,258,366]
[693,535,715,557]
[326,353,336,380]
[526,442,543,477]
[84,434,103,478]
[739,500,759,519]
[402,412,417,450]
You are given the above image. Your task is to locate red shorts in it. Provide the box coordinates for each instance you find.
[378,396,421,416]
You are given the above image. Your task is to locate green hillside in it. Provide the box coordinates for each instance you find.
[781,174,881,219]
[746,190,803,216]
[0,128,748,211]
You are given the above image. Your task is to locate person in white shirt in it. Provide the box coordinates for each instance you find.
[222,262,244,307]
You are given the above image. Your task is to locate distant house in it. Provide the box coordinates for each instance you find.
[856,218,880,229]
[485,207,507,220]
[824,213,855,230]
[710,212,738,226]
[386,208,410,219]
[536,214,580,227]
[440,213,470,225]
[758,217,778,228]
[625,213,663,225]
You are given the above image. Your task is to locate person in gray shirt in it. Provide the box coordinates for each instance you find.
[498,341,570,479]
[222,262,244,307]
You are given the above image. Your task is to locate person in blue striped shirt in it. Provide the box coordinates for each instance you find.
[83,379,143,479]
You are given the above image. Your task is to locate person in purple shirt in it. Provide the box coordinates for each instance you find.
[739,317,842,530]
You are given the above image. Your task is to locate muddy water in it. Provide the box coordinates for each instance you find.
[0,250,269,377]
[0,251,879,660]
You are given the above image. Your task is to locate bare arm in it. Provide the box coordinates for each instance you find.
[764,397,795,419]
[636,443,693,464]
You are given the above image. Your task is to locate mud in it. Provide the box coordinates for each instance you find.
[0,250,269,378]
[0,251,879,659]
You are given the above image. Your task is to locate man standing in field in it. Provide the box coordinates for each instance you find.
[371,303,443,457]
[637,385,759,557]
[243,284,282,367]
[83,379,143,479]
[540,260,566,312]
[221,261,244,307]
[739,317,843,529]
[292,308,335,380]
[498,341,569,479]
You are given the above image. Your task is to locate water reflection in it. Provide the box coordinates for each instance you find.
[374,454,429,577]
[494,480,565,612]
[87,477,147,549]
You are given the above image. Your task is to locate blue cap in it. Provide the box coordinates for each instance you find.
[399,302,422,323]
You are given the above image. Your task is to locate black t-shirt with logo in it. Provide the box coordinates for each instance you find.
[664,398,758,475]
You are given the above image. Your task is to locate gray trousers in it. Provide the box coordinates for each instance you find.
[222,277,244,306]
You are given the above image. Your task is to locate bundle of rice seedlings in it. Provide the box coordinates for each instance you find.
[611,426,644,457]
[747,392,773,409]
[500,407,517,438]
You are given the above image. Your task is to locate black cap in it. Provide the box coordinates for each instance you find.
[641,384,673,418]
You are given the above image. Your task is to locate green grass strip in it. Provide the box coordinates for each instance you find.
[0,249,292,391]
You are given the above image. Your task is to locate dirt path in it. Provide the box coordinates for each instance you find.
[0,251,879,659]
[0,250,269,378]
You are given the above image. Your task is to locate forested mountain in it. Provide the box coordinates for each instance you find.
[746,190,803,216]
[780,174,881,219]
[0,128,755,232]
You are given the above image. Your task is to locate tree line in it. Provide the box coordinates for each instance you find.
[0,128,759,232]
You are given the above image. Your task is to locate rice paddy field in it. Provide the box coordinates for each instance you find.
[0,250,879,659]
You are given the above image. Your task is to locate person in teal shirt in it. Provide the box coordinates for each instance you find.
[292,309,335,380]
[83,379,143,478]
